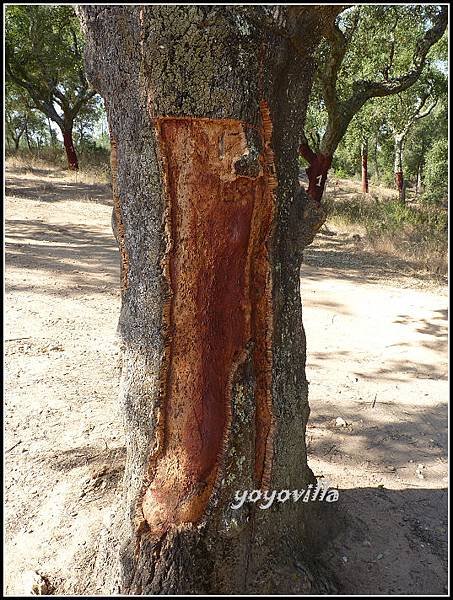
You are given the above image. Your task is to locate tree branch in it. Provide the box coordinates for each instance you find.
[6,64,65,129]
[351,6,447,103]
[316,5,447,156]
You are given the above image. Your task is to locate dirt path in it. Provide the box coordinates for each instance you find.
[303,233,448,594]
[5,164,124,595]
[4,163,448,594]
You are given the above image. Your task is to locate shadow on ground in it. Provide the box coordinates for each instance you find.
[5,175,112,206]
[307,397,447,470]
[320,486,448,595]
[5,219,119,296]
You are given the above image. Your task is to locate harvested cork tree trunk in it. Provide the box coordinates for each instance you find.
[78,5,337,595]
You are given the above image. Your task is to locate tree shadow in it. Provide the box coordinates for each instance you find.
[5,175,112,206]
[393,310,448,354]
[5,218,120,296]
[42,444,126,472]
[307,398,447,469]
[318,486,448,595]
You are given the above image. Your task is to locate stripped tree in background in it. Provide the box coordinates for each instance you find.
[383,69,446,202]
[301,4,447,203]
[5,5,97,170]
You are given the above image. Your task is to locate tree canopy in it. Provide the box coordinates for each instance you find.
[5,5,97,168]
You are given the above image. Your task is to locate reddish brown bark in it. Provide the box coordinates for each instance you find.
[395,171,405,203]
[140,114,276,538]
[299,143,332,203]
[361,141,369,194]
[63,130,79,170]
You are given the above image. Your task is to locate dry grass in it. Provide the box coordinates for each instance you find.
[323,180,448,279]
[5,151,111,185]
[6,155,448,278]
[326,177,400,202]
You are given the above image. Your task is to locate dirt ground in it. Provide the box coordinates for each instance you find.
[4,162,448,595]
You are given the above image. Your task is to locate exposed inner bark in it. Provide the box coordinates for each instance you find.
[62,129,79,171]
[395,171,405,202]
[299,143,332,203]
[138,111,276,537]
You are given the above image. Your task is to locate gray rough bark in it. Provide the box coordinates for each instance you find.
[78,6,339,595]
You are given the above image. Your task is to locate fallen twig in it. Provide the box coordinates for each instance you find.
[6,440,22,453]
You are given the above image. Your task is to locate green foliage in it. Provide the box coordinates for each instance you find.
[328,195,447,238]
[5,82,49,149]
[330,54,447,198]
[305,4,447,209]
[5,5,96,130]
[335,6,426,99]
[424,138,448,199]
[5,5,108,169]
[6,6,83,85]
[73,97,105,149]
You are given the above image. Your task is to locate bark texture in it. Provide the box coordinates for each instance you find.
[79,6,338,594]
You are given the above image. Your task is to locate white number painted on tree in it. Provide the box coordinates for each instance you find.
[316,174,323,187]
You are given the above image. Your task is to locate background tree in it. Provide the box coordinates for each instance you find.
[330,64,447,202]
[5,83,30,151]
[300,4,447,201]
[5,5,97,170]
[401,55,448,200]
[5,82,49,151]
[73,96,104,151]
[383,70,445,203]
[414,97,448,205]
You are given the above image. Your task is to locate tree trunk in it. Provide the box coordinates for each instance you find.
[373,131,380,180]
[48,117,57,147]
[394,134,405,203]
[24,120,32,150]
[79,6,337,595]
[361,138,369,194]
[62,126,79,170]
[299,143,332,204]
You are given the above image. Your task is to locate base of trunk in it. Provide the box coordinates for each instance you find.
[88,495,341,595]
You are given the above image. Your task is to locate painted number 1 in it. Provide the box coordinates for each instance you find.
[316,175,323,187]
